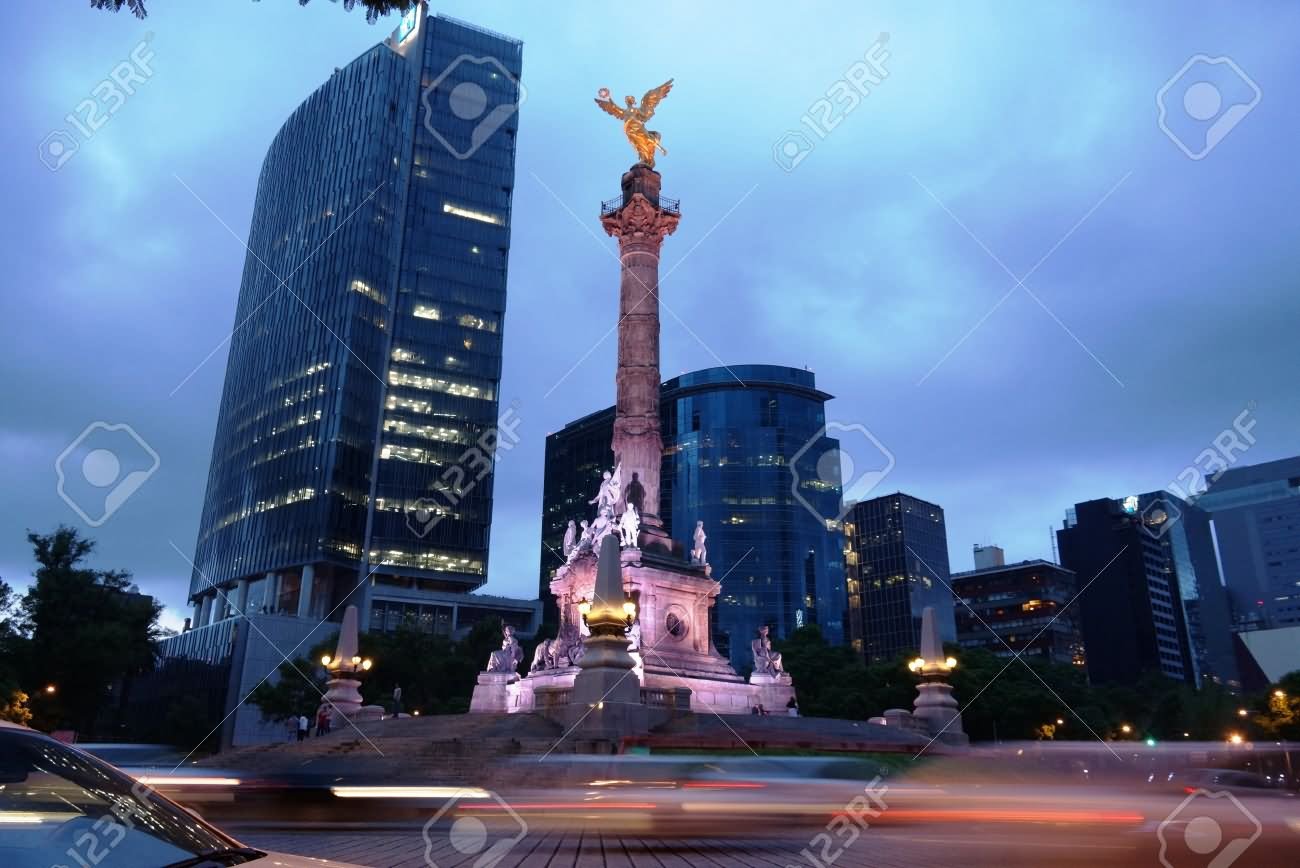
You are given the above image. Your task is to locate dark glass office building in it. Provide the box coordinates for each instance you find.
[189,8,523,632]
[950,559,1087,669]
[1056,493,1239,688]
[1197,456,1300,630]
[540,365,846,668]
[844,493,957,663]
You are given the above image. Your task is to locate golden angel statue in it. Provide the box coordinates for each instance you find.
[594,80,674,167]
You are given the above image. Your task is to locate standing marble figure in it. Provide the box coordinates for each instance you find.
[691,520,708,565]
[619,504,641,547]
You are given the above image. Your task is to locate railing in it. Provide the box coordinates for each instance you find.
[600,195,681,217]
[533,686,572,714]
[641,686,692,712]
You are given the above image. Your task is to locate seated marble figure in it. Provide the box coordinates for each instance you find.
[751,625,785,677]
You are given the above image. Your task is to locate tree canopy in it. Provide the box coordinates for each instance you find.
[7,527,164,734]
[775,624,1297,744]
[89,0,420,24]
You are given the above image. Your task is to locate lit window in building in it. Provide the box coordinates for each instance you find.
[388,370,491,399]
[442,202,504,225]
[350,279,386,303]
[413,304,441,320]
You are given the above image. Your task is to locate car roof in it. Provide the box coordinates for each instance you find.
[0,720,37,732]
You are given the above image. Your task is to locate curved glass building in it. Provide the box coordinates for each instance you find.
[189,9,524,633]
[541,364,847,668]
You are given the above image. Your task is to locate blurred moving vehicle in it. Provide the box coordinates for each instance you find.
[1171,767,1298,798]
[0,721,365,868]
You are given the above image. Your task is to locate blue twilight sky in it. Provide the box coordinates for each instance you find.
[2,1,1297,630]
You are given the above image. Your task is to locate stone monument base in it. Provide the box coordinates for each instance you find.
[469,671,520,713]
[749,672,797,714]
[504,666,784,717]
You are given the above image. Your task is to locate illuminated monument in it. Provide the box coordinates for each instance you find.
[472,82,795,721]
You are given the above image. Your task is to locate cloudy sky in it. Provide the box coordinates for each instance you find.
[2,1,1297,630]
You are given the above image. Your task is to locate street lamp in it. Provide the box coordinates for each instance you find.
[1275,690,1287,700]
[1056,718,1065,726]
[43,684,56,695]
[1120,723,1132,735]
[1237,708,1249,717]
[322,653,373,675]
[908,656,957,674]
[1228,733,1244,745]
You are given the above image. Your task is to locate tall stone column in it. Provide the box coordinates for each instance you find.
[600,165,679,551]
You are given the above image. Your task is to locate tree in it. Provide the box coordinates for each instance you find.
[89,0,420,24]
[247,658,328,724]
[18,527,165,735]
[0,688,31,726]
[777,625,870,718]
[0,575,29,724]
[1255,671,1300,741]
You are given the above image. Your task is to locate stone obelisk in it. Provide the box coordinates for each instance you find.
[912,605,968,745]
[600,165,680,552]
[570,534,645,742]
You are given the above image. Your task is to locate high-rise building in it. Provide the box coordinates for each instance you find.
[950,557,1086,669]
[189,9,523,632]
[1056,492,1238,688]
[844,493,957,664]
[1196,456,1300,630]
[972,544,1005,570]
[539,364,846,667]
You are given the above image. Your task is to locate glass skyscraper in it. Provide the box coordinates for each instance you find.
[540,365,847,668]
[1057,492,1239,688]
[845,493,958,664]
[1197,456,1300,630]
[189,9,523,633]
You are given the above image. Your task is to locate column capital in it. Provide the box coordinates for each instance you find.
[601,193,680,244]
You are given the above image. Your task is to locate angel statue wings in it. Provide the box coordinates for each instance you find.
[594,79,674,168]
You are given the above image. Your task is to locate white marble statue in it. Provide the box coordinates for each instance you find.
[618,503,640,548]
[590,508,614,549]
[562,520,577,557]
[626,617,641,652]
[691,520,708,565]
[589,462,623,514]
[529,620,586,673]
[751,624,784,676]
[486,624,523,675]
[572,519,592,559]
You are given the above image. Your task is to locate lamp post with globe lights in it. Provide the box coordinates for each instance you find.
[909,606,967,744]
[318,605,383,726]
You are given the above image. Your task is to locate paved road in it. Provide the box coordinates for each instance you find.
[238,826,1152,868]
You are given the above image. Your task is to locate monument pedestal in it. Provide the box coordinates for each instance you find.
[469,671,519,713]
[914,682,969,746]
[749,672,796,714]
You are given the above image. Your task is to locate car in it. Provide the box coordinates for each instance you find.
[0,720,366,868]
[1171,767,1297,798]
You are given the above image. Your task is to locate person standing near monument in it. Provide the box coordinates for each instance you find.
[296,714,308,742]
[392,683,403,717]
